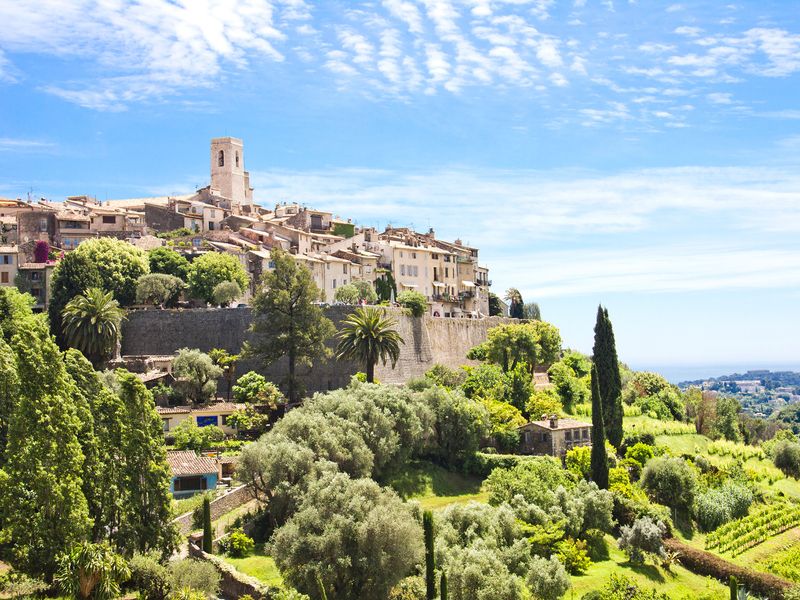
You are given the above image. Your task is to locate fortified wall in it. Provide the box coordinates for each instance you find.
[121,307,510,393]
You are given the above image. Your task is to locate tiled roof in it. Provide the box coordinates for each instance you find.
[167,451,219,477]
[156,405,190,415]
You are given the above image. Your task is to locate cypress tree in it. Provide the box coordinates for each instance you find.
[440,572,447,600]
[424,510,436,600]
[590,364,609,490]
[729,575,738,600]
[202,496,213,554]
[592,305,623,448]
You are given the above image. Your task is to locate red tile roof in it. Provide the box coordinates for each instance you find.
[166,451,219,477]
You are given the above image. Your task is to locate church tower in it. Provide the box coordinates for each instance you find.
[210,137,253,213]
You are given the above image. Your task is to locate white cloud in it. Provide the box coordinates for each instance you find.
[0,138,56,151]
[382,0,424,34]
[248,162,800,297]
[0,0,289,110]
[707,92,733,104]
[675,26,704,36]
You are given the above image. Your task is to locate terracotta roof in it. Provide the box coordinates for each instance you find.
[167,451,219,477]
[521,418,592,431]
[157,406,191,415]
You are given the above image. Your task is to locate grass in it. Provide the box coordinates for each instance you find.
[569,535,727,599]
[623,415,696,437]
[222,543,283,587]
[386,460,489,510]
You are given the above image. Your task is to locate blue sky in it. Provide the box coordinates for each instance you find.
[1,0,799,374]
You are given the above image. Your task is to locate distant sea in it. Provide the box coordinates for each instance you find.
[630,363,800,385]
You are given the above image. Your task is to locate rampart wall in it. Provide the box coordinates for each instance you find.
[121,307,509,392]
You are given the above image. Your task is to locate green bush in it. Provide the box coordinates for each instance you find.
[129,552,171,600]
[774,440,800,479]
[556,537,591,574]
[640,456,697,512]
[169,559,220,598]
[694,481,754,532]
[220,528,255,557]
[397,290,428,317]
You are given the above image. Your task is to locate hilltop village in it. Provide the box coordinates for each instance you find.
[4,139,800,600]
[0,137,491,319]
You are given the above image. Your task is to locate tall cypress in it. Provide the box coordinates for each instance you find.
[424,510,436,600]
[590,364,609,489]
[440,572,448,600]
[592,306,623,448]
[202,496,213,554]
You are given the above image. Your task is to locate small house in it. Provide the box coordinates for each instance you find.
[518,415,592,457]
[158,402,242,437]
[166,450,221,498]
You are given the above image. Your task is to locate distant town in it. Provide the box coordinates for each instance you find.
[680,370,800,418]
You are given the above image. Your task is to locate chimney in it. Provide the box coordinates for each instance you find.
[549,414,559,429]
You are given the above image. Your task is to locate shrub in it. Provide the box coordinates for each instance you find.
[129,552,171,600]
[397,290,428,317]
[556,537,591,574]
[73,237,150,306]
[172,348,223,403]
[526,555,571,600]
[565,445,592,480]
[219,529,254,557]
[425,363,466,389]
[461,363,509,401]
[774,440,800,479]
[617,516,666,564]
[625,443,655,468]
[334,283,360,304]
[148,247,190,279]
[232,371,284,405]
[172,420,225,451]
[694,482,754,532]
[212,280,242,307]
[527,388,562,420]
[640,456,697,512]
[136,273,185,307]
[187,252,249,304]
[388,576,426,600]
[169,559,220,598]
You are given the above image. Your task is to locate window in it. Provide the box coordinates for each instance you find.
[268,260,276,269]
[235,151,240,167]
[39,218,47,232]
[218,150,224,167]
[31,272,41,281]
[162,419,170,432]
[102,215,116,224]
[208,222,215,231]
[343,264,347,274]
[0,272,7,284]
[445,267,449,278]
[1,255,10,265]
[196,415,219,427]
[412,266,418,276]
[565,431,572,441]
[400,265,406,276]
[174,476,207,492]
[332,279,337,289]
[412,252,417,259]
[400,251,403,257]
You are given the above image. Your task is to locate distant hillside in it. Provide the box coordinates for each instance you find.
[679,370,800,391]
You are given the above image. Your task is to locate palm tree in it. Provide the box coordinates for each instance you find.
[335,307,404,383]
[62,287,125,366]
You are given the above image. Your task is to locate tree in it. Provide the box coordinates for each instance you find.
[0,319,91,580]
[617,517,666,564]
[48,251,103,348]
[148,247,190,280]
[335,307,404,383]
[353,279,378,304]
[375,271,397,302]
[172,348,222,404]
[172,420,225,451]
[202,496,213,553]
[187,252,249,304]
[334,283,360,304]
[209,348,240,401]
[231,370,282,405]
[591,364,609,490]
[774,441,800,479]
[62,288,125,367]
[272,472,423,600]
[424,510,436,600]
[73,237,150,306]
[115,371,178,557]
[246,247,335,403]
[713,396,742,442]
[425,387,490,468]
[212,280,242,307]
[135,274,185,308]
[55,542,130,600]
[0,338,20,463]
[397,289,428,317]
[478,321,561,375]
[522,302,541,321]
[593,306,623,448]
[640,456,697,512]
[488,293,502,317]
[504,288,523,319]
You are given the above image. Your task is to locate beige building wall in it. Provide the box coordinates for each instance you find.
[0,247,17,286]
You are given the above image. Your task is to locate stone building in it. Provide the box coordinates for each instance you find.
[518,416,593,457]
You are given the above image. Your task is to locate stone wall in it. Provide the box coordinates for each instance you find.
[121,307,510,393]
[188,539,275,599]
[173,485,254,535]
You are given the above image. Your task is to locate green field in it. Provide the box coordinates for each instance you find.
[387,460,489,510]
[222,544,283,587]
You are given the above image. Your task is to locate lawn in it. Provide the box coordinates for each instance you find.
[386,460,489,510]
[222,544,283,587]
[569,535,727,599]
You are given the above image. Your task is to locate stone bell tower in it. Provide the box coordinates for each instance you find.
[210,137,253,213]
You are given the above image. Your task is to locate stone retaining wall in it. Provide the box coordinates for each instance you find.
[121,306,511,393]
[188,539,275,600]
[173,485,254,535]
